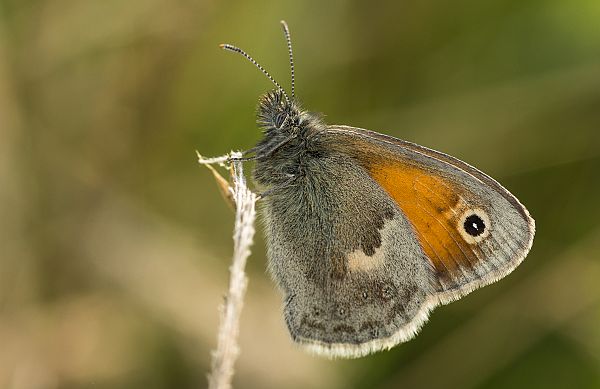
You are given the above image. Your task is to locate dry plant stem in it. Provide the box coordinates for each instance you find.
[199,151,258,389]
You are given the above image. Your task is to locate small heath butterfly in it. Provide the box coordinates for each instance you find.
[218,21,535,358]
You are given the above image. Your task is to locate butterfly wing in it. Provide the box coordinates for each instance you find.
[325,125,535,300]
[260,125,534,358]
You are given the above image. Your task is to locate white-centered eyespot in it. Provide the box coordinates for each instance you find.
[457,208,491,244]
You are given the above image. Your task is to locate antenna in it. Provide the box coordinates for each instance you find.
[280,20,295,99]
[219,43,290,104]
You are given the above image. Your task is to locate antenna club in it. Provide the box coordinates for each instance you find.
[220,44,237,51]
[280,20,295,99]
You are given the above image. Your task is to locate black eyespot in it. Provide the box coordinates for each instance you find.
[464,214,486,237]
[360,321,381,338]
[378,283,396,301]
[311,306,322,317]
[335,306,347,319]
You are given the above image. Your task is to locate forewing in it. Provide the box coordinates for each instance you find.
[325,125,535,301]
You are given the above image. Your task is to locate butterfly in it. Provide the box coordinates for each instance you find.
[219,20,535,358]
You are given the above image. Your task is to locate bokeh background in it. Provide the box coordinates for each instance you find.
[1,0,600,388]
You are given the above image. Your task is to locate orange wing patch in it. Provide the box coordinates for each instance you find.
[369,163,484,289]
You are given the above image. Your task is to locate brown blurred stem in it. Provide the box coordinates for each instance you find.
[198,151,258,389]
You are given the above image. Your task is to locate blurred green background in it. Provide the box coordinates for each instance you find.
[1,0,600,388]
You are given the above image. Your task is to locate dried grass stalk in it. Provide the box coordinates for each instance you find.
[198,151,258,389]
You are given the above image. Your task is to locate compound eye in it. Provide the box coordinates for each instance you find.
[275,113,288,128]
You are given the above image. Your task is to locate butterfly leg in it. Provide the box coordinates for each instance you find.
[228,133,298,163]
[227,146,262,162]
[255,133,301,159]
[228,154,260,162]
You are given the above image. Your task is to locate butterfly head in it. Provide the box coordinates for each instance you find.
[257,89,303,135]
